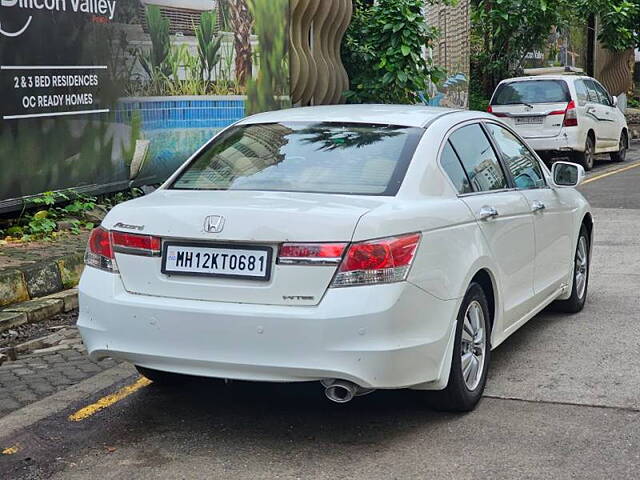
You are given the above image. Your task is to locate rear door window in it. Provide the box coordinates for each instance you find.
[492,80,570,105]
[448,124,508,192]
[584,80,601,103]
[440,141,473,194]
[591,81,613,107]
[574,80,589,106]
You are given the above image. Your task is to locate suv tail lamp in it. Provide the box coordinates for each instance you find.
[332,233,421,287]
[487,105,507,117]
[563,100,578,127]
[86,228,162,272]
[550,100,578,126]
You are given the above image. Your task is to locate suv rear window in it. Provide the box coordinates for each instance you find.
[170,122,424,196]
[492,80,570,105]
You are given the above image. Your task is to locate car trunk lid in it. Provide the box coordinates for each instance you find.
[105,190,389,306]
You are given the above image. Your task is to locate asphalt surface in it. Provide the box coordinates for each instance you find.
[1,152,639,479]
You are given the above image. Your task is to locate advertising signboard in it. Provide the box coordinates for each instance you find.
[0,0,290,212]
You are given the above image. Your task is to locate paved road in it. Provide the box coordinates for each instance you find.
[1,154,639,479]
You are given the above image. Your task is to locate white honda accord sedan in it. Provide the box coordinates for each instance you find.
[78,105,593,411]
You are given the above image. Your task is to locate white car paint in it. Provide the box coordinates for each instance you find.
[78,105,592,394]
[489,75,629,157]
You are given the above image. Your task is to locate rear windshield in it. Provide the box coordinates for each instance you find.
[492,80,570,105]
[170,122,424,195]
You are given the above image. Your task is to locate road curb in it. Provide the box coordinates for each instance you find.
[0,251,83,333]
[0,289,78,333]
[0,253,84,309]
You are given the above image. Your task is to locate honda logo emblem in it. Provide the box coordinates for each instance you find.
[204,215,225,233]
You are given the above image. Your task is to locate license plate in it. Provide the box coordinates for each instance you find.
[162,243,272,281]
[516,116,544,125]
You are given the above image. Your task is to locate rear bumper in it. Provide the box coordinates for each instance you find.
[523,131,582,153]
[77,268,458,389]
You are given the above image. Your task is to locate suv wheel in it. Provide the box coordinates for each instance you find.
[610,131,627,162]
[574,136,595,171]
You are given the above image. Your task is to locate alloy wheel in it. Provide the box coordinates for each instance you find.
[461,300,486,391]
[618,135,627,161]
[575,235,589,299]
[584,138,595,169]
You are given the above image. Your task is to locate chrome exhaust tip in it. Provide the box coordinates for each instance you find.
[325,380,357,403]
[322,379,375,403]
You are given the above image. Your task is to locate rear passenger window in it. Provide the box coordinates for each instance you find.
[574,80,588,106]
[584,80,601,104]
[449,124,508,192]
[591,81,613,106]
[440,141,473,194]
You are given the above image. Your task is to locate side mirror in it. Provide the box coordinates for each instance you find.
[551,161,585,188]
[612,95,618,107]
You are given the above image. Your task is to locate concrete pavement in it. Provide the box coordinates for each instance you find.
[1,155,639,479]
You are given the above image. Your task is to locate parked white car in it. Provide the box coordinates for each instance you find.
[78,105,593,412]
[488,75,629,170]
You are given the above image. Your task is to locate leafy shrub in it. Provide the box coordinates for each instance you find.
[139,5,171,79]
[342,0,448,104]
[246,0,289,114]
[196,10,223,82]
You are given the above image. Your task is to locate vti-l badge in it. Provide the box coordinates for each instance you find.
[204,215,225,233]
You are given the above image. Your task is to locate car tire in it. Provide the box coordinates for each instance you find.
[551,225,590,313]
[135,366,189,386]
[610,131,627,162]
[426,282,491,412]
[574,136,595,171]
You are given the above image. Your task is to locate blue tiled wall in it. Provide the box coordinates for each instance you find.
[114,98,245,130]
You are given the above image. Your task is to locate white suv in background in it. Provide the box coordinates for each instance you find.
[488,75,629,170]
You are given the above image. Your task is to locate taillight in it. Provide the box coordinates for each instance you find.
[278,243,347,265]
[331,233,421,287]
[563,100,578,127]
[111,231,161,256]
[85,228,162,272]
[487,105,507,117]
[85,227,118,272]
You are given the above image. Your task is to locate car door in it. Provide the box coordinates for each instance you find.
[485,122,573,300]
[447,123,536,328]
[584,79,618,150]
[573,78,598,143]
[591,80,623,147]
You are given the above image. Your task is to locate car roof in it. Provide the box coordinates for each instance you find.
[499,75,591,83]
[238,104,462,128]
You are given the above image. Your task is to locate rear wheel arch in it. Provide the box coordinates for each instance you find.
[469,269,496,336]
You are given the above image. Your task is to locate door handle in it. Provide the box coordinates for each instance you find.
[531,200,546,212]
[478,206,499,220]
[586,107,596,115]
